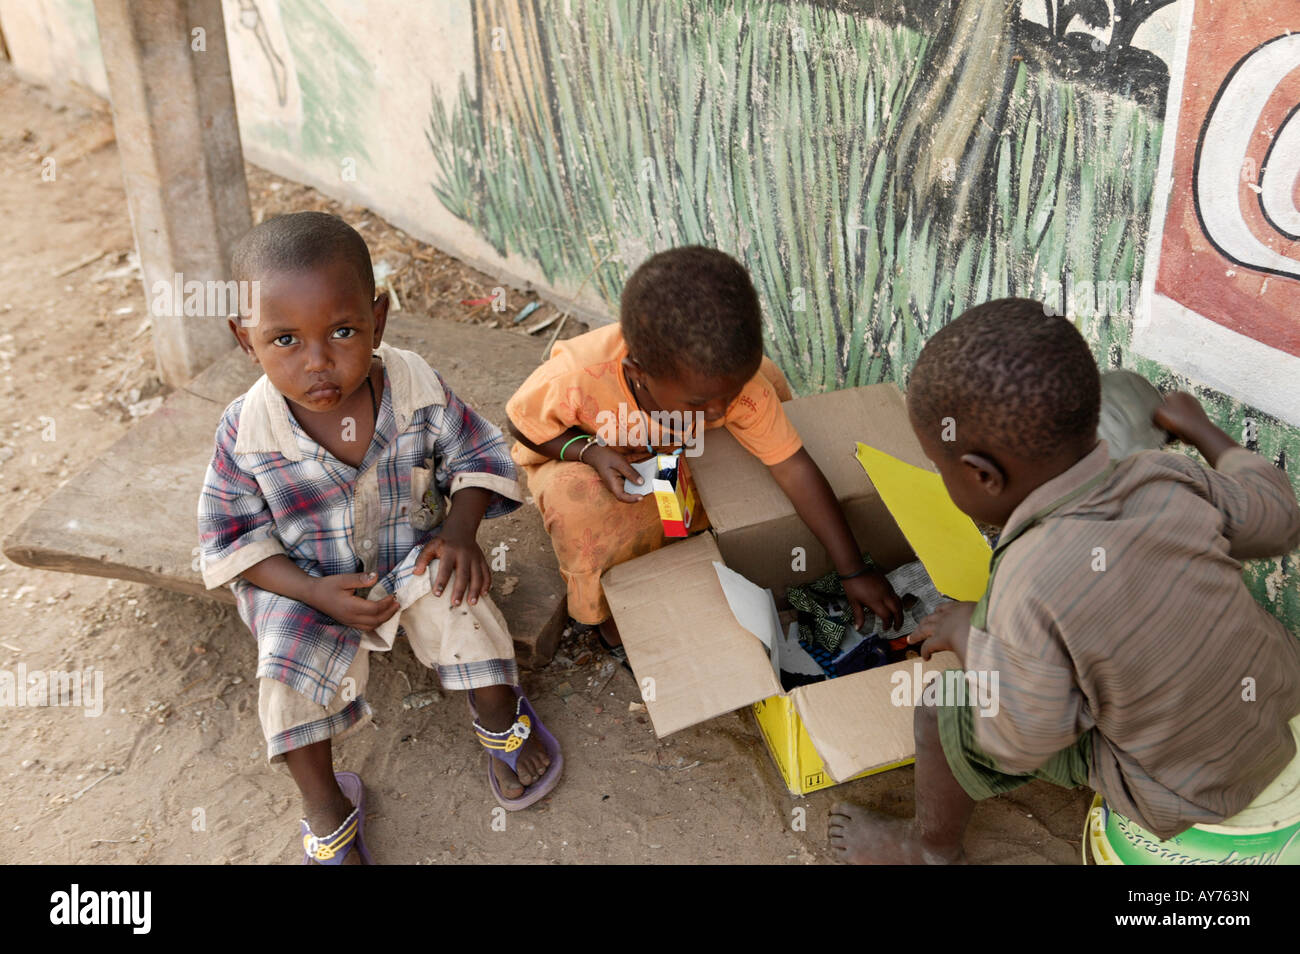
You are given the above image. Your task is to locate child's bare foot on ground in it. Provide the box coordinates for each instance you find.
[598,617,622,646]
[474,684,551,799]
[304,791,363,865]
[828,802,965,865]
[597,617,633,672]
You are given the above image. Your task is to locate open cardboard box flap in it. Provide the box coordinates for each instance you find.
[602,533,781,736]
[789,652,959,781]
[603,526,964,780]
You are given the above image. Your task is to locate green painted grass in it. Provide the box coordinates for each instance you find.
[429,2,1158,392]
[427,0,1299,622]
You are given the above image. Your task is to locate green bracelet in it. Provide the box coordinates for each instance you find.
[560,434,591,460]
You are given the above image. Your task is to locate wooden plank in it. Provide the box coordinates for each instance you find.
[93,0,253,385]
[3,316,567,667]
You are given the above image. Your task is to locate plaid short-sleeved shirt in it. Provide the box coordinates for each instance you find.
[197,343,523,704]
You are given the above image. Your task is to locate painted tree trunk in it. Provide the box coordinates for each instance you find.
[891,0,1018,231]
[471,0,574,212]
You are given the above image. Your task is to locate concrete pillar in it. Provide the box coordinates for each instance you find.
[93,0,251,386]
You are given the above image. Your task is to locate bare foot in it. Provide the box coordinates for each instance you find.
[473,685,552,798]
[598,617,622,647]
[828,801,965,865]
[597,617,632,672]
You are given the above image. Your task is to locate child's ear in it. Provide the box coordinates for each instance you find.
[621,356,646,391]
[959,451,1007,496]
[371,291,390,347]
[227,317,258,362]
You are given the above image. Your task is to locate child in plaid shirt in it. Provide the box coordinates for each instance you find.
[197,212,562,864]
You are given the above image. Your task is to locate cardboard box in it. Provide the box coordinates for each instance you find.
[602,384,990,795]
[689,386,924,592]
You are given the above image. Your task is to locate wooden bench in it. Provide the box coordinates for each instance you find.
[2,315,566,668]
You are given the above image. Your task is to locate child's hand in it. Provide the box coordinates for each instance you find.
[1152,391,1238,466]
[841,571,904,631]
[306,572,400,630]
[908,601,976,663]
[1152,391,1211,443]
[412,525,492,606]
[586,444,648,504]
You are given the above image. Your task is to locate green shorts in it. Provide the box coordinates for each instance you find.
[935,670,1092,800]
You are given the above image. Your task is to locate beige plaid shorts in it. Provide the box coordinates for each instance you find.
[258,573,517,763]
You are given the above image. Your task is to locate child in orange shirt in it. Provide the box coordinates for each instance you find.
[506,246,904,656]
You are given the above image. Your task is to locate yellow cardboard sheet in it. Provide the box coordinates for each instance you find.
[855,443,991,601]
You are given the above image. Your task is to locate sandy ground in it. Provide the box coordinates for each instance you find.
[0,64,1092,865]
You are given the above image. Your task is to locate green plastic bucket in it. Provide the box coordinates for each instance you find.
[1087,715,1300,865]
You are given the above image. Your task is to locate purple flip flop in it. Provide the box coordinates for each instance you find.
[299,771,375,865]
[469,686,564,811]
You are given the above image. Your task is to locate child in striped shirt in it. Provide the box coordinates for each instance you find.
[830,298,1300,864]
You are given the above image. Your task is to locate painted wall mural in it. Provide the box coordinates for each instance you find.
[425,0,1299,623]
[3,0,1298,627]
[1137,0,1300,428]
[432,0,1169,396]
[234,0,374,167]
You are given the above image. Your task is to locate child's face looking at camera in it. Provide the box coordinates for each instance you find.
[228,258,388,412]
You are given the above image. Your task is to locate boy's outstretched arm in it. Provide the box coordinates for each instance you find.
[768,448,904,630]
[908,601,975,666]
[1155,392,1300,559]
[1154,392,1239,466]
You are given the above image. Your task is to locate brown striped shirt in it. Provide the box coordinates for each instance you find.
[966,441,1300,839]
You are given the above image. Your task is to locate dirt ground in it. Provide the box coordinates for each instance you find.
[0,64,1092,865]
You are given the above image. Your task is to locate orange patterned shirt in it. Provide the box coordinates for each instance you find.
[506,324,802,468]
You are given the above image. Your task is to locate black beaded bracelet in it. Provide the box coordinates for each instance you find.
[837,566,873,581]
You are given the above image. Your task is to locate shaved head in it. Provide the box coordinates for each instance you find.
[232,211,374,298]
[909,298,1100,459]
